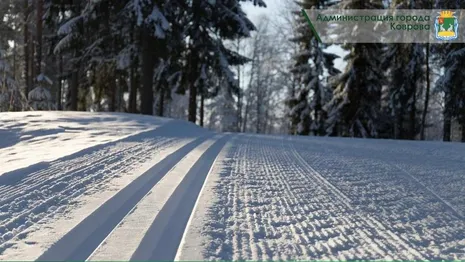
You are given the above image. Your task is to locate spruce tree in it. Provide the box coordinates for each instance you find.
[290,0,340,136]
[382,0,428,140]
[182,0,265,124]
[0,10,22,111]
[0,45,19,111]
[433,0,465,141]
[325,0,385,138]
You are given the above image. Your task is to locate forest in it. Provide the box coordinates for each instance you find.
[0,0,464,142]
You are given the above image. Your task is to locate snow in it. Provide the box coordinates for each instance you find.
[180,134,465,260]
[0,112,464,260]
[88,137,219,261]
[0,112,169,175]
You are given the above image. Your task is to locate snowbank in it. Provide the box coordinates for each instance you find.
[0,111,171,175]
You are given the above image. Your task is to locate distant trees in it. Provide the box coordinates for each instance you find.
[0,0,464,142]
[284,0,464,142]
[0,0,268,117]
[428,0,465,142]
[0,1,22,111]
[208,16,288,134]
[0,43,19,111]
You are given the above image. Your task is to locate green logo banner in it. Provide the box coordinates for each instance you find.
[302,9,464,43]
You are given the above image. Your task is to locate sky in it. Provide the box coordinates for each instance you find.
[242,0,282,24]
[242,0,347,71]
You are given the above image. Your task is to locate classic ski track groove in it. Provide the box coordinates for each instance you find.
[129,134,230,261]
[0,121,210,254]
[0,127,165,200]
[87,135,222,261]
[35,133,218,261]
[201,134,449,260]
[0,138,178,247]
[287,136,425,259]
[392,164,464,220]
[288,136,465,260]
[1,120,464,261]
[287,136,426,260]
[0,124,166,197]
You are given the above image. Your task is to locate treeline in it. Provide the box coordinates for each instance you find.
[1,0,464,142]
[0,0,269,130]
[288,0,465,142]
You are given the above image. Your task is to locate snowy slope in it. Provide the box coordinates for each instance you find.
[0,112,464,261]
[179,134,465,261]
[0,112,170,175]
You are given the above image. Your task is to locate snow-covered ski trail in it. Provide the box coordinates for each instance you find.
[129,134,230,261]
[88,135,224,261]
[289,135,465,260]
[0,120,210,259]
[191,134,464,261]
[36,132,221,261]
[1,112,464,260]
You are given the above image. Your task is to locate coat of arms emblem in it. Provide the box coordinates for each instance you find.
[435,10,458,40]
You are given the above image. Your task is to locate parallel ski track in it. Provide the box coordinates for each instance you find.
[130,134,230,261]
[393,164,464,220]
[0,137,181,250]
[286,136,425,260]
[288,136,465,260]
[0,122,208,252]
[36,133,227,261]
[203,134,430,260]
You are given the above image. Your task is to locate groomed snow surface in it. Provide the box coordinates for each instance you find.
[0,111,464,261]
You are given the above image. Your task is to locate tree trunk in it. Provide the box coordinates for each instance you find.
[243,97,250,133]
[188,80,198,122]
[118,74,127,112]
[408,84,417,140]
[69,69,79,111]
[57,55,63,110]
[24,0,31,95]
[30,33,35,87]
[255,56,261,134]
[79,86,88,111]
[157,86,165,116]
[236,39,243,132]
[109,71,116,112]
[187,0,202,123]
[420,43,430,140]
[95,77,104,112]
[314,83,321,136]
[443,105,452,142]
[128,61,139,113]
[128,29,138,113]
[200,92,205,127]
[140,28,156,115]
[461,123,465,142]
[36,0,43,77]
[187,64,198,123]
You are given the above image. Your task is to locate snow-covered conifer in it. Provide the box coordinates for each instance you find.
[290,0,341,136]
[324,0,385,138]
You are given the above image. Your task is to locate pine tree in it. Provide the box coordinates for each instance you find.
[325,0,385,138]
[0,5,22,111]
[383,43,425,140]
[381,0,429,140]
[28,0,54,111]
[0,45,19,111]
[52,0,87,111]
[289,0,341,136]
[436,46,465,142]
[182,0,265,124]
[433,0,465,142]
